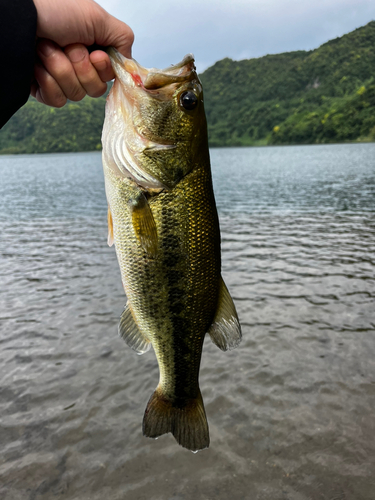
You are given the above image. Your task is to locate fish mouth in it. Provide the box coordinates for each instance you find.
[107,48,196,91]
[102,49,198,190]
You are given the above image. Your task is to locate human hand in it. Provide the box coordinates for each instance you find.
[31,0,134,107]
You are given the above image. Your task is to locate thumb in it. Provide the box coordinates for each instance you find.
[95,12,134,58]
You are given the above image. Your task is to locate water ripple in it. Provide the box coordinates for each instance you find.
[0,145,375,499]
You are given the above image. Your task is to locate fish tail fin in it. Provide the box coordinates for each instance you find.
[142,387,209,452]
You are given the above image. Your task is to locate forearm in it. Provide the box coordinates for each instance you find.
[0,0,37,129]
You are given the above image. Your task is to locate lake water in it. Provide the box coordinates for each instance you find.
[0,144,374,500]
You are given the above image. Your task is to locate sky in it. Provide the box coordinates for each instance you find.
[97,0,375,73]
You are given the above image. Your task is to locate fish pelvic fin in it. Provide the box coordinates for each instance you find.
[118,302,151,355]
[208,277,242,351]
[107,206,114,247]
[142,387,209,452]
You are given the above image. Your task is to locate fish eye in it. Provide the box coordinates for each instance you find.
[179,91,198,111]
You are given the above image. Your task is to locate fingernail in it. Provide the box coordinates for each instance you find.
[94,59,108,71]
[67,47,86,63]
[38,41,54,57]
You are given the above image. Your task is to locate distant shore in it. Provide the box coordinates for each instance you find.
[1,21,375,155]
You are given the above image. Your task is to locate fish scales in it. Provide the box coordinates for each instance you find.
[105,161,220,397]
[102,49,241,451]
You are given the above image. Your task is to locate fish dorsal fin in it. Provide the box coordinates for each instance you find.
[130,192,158,258]
[208,278,242,351]
[119,302,151,355]
[107,206,114,247]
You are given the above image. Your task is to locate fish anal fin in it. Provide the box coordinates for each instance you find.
[118,302,151,355]
[208,277,242,351]
[107,206,114,247]
[129,192,158,257]
[143,387,209,452]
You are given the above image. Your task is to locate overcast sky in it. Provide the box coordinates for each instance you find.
[97,0,375,72]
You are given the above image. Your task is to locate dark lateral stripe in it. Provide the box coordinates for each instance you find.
[159,206,202,399]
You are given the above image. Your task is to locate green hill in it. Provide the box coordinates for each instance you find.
[0,95,106,155]
[200,20,375,146]
[1,21,375,154]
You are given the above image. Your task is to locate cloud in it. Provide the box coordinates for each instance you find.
[97,0,375,72]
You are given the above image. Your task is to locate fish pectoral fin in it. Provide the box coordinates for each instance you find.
[107,206,114,247]
[129,192,158,257]
[118,302,151,355]
[208,277,242,351]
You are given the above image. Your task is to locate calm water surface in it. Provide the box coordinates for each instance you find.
[0,144,374,500]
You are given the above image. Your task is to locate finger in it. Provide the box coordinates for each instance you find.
[34,63,67,108]
[37,39,86,102]
[89,51,115,82]
[30,80,38,99]
[65,44,108,98]
[94,10,134,58]
[106,17,134,58]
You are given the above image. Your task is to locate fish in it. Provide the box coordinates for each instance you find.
[101,48,241,452]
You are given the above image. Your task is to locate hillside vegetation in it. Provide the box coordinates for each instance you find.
[1,21,375,154]
[0,95,106,155]
[200,20,375,146]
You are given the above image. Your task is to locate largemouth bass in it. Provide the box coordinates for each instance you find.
[102,48,241,452]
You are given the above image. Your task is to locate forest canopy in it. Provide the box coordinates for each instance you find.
[1,21,375,154]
